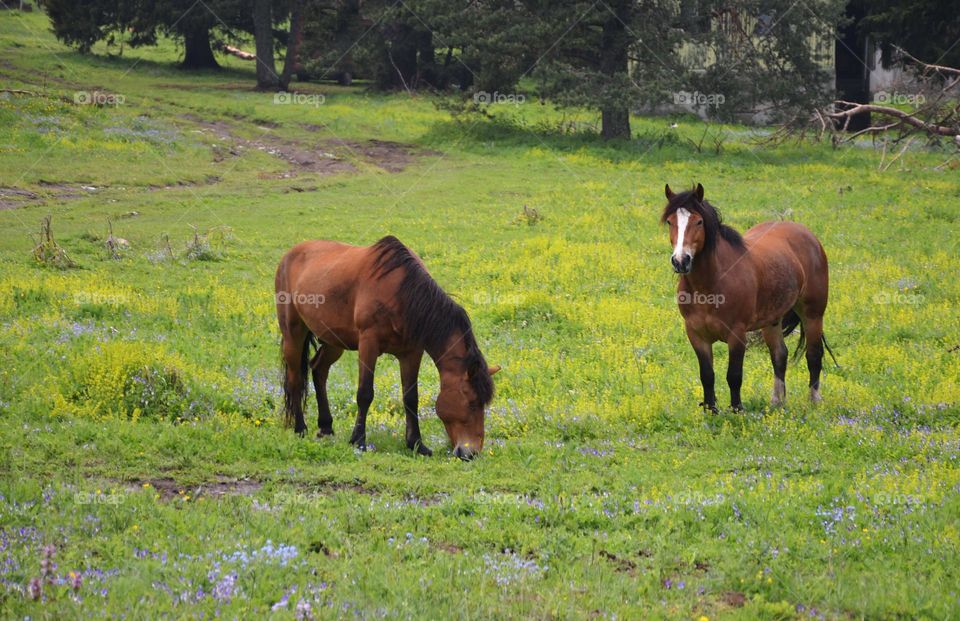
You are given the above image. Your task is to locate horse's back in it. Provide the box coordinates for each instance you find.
[744,221,828,312]
[744,221,825,267]
[277,240,372,287]
[275,240,384,347]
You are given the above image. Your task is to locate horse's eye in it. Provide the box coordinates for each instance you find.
[697,220,704,226]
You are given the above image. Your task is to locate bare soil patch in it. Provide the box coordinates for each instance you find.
[600,550,639,575]
[128,475,262,500]
[1,183,100,210]
[0,187,40,210]
[326,138,439,173]
[181,113,437,176]
[722,591,747,608]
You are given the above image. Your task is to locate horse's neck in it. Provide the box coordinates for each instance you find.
[684,241,744,291]
[426,330,466,370]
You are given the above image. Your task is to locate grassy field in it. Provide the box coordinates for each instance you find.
[2,9,960,620]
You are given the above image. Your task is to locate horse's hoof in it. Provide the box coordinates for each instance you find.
[349,430,366,449]
[316,429,334,439]
[410,442,432,457]
[295,428,307,438]
[699,402,718,414]
[731,404,744,413]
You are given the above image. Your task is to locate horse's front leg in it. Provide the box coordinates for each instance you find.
[726,331,747,412]
[350,334,379,450]
[687,328,716,412]
[399,350,431,456]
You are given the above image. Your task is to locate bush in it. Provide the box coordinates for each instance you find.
[54,342,214,422]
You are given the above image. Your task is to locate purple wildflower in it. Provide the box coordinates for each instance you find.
[28,576,42,600]
[212,573,237,602]
[295,598,313,620]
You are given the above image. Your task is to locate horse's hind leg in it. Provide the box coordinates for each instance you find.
[280,322,310,436]
[803,315,825,403]
[311,344,343,438]
[762,324,788,406]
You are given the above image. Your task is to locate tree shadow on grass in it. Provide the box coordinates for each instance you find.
[418,113,856,170]
[101,55,251,82]
[420,115,689,165]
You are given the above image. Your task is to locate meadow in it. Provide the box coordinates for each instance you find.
[1,8,959,620]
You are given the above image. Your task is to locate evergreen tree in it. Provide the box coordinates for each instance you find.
[855,0,960,68]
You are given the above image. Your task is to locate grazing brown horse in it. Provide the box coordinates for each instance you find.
[661,183,836,411]
[275,236,499,459]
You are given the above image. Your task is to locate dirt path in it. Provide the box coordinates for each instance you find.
[181,113,438,177]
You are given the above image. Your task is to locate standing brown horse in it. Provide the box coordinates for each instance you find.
[275,236,499,459]
[661,183,836,411]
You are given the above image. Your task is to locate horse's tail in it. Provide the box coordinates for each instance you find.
[782,309,839,367]
[782,309,802,341]
[822,334,840,368]
[281,331,316,427]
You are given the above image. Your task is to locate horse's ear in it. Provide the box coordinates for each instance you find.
[664,184,675,200]
[488,365,501,376]
[695,183,704,201]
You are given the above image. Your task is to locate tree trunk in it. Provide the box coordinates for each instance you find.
[181,23,219,70]
[416,29,437,87]
[254,0,279,90]
[601,108,631,139]
[599,1,631,139]
[378,22,419,90]
[279,0,304,89]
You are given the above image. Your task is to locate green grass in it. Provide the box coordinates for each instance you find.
[2,9,959,620]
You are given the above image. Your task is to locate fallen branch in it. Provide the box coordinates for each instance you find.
[223,45,255,61]
[880,135,917,171]
[1,88,75,104]
[774,49,960,149]
[1,88,39,96]
[848,121,899,141]
[827,101,958,137]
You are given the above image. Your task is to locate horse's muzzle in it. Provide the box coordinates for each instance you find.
[453,445,478,461]
[671,254,692,274]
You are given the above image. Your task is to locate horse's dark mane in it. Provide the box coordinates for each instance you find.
[660,189,745,254]
[371,236,494,406]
